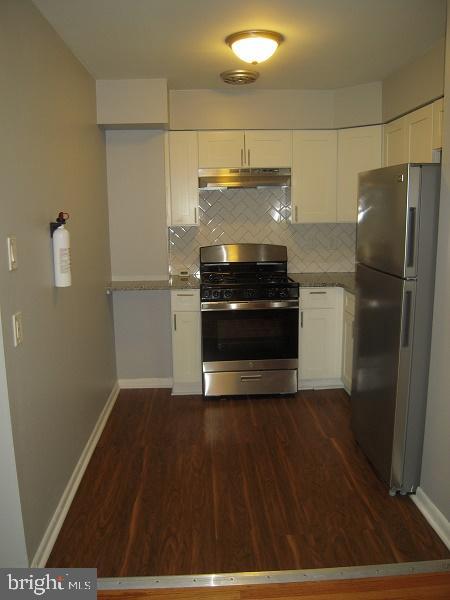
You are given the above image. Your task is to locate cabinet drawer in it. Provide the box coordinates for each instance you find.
[300,287,336,309]
[171,290,200,312]
[344,291,355,316]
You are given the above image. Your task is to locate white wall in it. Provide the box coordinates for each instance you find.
[170,89,336,130]
[420,13,450,525]
[334,82,382,128]
[0,0,116,559]
[0,309,28,567]
[169,85,383,131]
[382,38,445,122]
[97,79,168,127]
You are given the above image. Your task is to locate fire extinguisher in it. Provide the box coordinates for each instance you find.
[50,212,71,287]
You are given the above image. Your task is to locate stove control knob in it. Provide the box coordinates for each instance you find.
[280,288,288,297]
[203,289,210,299]
[267,288,275,298]
[246,289,257,298]
[212,289,220,299]
[224,289,232,299]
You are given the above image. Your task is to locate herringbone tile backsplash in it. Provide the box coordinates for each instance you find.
[169,188,356,275]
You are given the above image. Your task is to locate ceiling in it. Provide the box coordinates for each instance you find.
[32,0,446,90]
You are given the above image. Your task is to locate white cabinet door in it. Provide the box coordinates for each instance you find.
[337,125,382,222]
[198,131,244,168]
[383,117,407,167]
[244,130,292,167]
[406,104,433,163]
[299,310,342,382]
[341,308,354,393]
[432,97,444,150]
[292,130,337,223]
[172,311,201,391]
[168,131,199,226]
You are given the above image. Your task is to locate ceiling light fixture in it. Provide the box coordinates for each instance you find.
[225,30,284,64]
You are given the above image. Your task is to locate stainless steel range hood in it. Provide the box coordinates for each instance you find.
[198,167,291,190]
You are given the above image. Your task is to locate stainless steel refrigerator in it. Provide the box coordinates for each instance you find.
[352,163,440,495]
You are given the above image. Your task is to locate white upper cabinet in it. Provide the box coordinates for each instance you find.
[291,130,337,223]
[383,101,440,167]
[244,130,292,167]
[198,130,292,168]
[337,125,382,222]
[167,131,199,226]
[432,97,444,149]
[383,116,407,167]
[198,131,244,168]
[405,104,434,163]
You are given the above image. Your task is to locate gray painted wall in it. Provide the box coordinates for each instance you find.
[113,292,172,380]
[420,10,450,523]
[105,130,172,380]
[0,309,28,567]
[0,0,116,559]
[382,38,445,122]
[106,131,169,279]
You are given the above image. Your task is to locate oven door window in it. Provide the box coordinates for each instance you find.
[202,308,298,362]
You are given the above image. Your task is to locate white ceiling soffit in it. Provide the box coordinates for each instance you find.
[32,0,446,90]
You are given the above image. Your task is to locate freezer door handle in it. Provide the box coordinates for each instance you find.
[401,290,413,348]
[406,207,416,268]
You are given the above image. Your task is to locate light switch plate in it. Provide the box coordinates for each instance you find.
[7,236,18,271]
[12,312,23,347]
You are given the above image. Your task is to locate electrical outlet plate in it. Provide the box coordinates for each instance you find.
[7,236,18,271]
[12,312,23,347]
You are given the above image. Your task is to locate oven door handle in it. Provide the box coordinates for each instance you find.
[201,300,299,311]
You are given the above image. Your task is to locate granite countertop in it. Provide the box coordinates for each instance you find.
[106,275,200,293]
[289,272,356,295]
[107,272,355,294]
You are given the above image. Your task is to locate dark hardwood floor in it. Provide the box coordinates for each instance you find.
[46,389,449,577]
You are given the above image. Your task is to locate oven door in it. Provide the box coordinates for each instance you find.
[201,300,299,372]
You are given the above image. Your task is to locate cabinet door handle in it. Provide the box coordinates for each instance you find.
[300,311,303,328]
[241,148,244,166]
[173,314,177,331]
[295,206,298,222]
[248,149,251,166]
[310,291,327,295]
[177,293,194,297]
[194,207,197,223]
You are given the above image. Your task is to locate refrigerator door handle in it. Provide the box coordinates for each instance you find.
[406,207,417,269]
[401,290,413,348]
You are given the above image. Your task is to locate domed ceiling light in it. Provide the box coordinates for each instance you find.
[225,30,284,64]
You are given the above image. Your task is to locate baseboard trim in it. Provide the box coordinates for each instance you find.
[412,486,450,550]
[31,381,120,568]
[118,378,173,389]
[172,382,202,395]
[298,378,344,390]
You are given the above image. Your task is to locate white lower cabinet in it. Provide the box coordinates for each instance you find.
[170,290,202,394]
[298,287,343,388]
[341,291,355,394]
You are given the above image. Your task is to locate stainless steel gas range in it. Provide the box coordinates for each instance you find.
[200,243,299,397]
